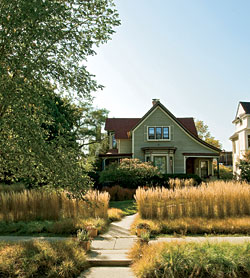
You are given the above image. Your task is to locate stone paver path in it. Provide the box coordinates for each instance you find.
[86,214,137,277]
[79,267,135,278]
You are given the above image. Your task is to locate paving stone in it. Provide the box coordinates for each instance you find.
[79,267,135,278]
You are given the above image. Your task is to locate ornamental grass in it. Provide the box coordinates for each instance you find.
[129,241,250,278]
[0,189,109,222]
[135,180,250,220]
[0,240,88,278]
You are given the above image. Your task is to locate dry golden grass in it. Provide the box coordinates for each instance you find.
[108,208,125,222]
[135,180,250,219]
[129,241,250,278]
[131,216,250,235]
[0,189,110,222]
[0,240,88,277]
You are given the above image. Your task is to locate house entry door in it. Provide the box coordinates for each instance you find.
[153,156,166,174]
[200,161,208,178]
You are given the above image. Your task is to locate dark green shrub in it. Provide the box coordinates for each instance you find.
[99,159,160,189]
[100,158,202,189]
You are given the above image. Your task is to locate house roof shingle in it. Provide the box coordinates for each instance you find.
[105,117,198,139]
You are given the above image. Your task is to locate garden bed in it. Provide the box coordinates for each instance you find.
[0,240,89,278]
[129,241,250,278]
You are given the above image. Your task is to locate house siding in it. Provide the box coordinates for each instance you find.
[133,107,218,173]
[118,139,132,153]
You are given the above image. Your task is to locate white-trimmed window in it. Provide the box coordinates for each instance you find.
[148,126,170,140]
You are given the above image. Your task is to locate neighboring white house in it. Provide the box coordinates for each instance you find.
[230,102,250,176]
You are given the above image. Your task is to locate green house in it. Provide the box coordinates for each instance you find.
[100,100,220,178]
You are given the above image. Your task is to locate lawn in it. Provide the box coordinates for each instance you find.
[109,200,137,216]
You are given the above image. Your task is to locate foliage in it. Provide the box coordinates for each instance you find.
[219,164,233,180]
[109,200,137,216]
[239,150,250,182]
[0,0,120,191]
[139,231,150,242]
[129,241,250,278]
[0,183,26,193]
[0,218,108,236]
[102,185,136,201]
[131,216,250,235]
[77,229,91,242]
[135,181,250,220]
[99,158,160,189]
[0,189,110,222]
[195,119,222,149]
[0,240,88,278]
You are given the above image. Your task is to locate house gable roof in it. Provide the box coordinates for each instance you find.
[240,102,250,114]
[105,117,198,139]
[131,101,220,153]
[105,118,140,139]
[234,101,250,122]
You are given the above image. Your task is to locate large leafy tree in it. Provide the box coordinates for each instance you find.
[195,120,222,149]
[0,0,120,191]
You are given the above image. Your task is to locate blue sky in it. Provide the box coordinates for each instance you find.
[87,0,250,150]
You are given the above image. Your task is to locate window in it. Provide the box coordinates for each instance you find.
[248,135,250,148]
[112,134,117,149]
[147,126,170,140]
[148,127,155,140]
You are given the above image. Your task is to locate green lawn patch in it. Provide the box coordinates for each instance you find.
[109,200,137,216]
[0,218,108,236]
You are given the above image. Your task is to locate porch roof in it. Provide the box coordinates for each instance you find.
[142,147,177,152]
[183,152,220,157]
[99,153,132,158]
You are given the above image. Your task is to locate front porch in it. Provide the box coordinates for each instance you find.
[184,153,220,179]
[99,150,132,170]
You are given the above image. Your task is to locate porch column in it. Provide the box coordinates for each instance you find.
[184,156,187,174]
[217,158,220,179]
[102,158,107,170]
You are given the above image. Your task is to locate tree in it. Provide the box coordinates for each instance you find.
[0,0,120,192]
[239,151,250,182]
[195,120,222,149]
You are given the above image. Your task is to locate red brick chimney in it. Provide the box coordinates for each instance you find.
[152,99,160,106]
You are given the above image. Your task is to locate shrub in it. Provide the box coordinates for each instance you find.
[99,158,160,189]
[0,218,108,236]
[0,183,26,193]
[129,241,250,278]
[0,240,88,278]
[135,181,250,220]
[219,165,234,180]
[102,185,136,201]
[239,151,250,182]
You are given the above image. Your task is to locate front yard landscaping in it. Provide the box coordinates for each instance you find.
[129,241,250,278]
[0,240,88,278]
[133,180,250,236]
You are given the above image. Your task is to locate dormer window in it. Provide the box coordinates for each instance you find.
[148,126,170,140]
